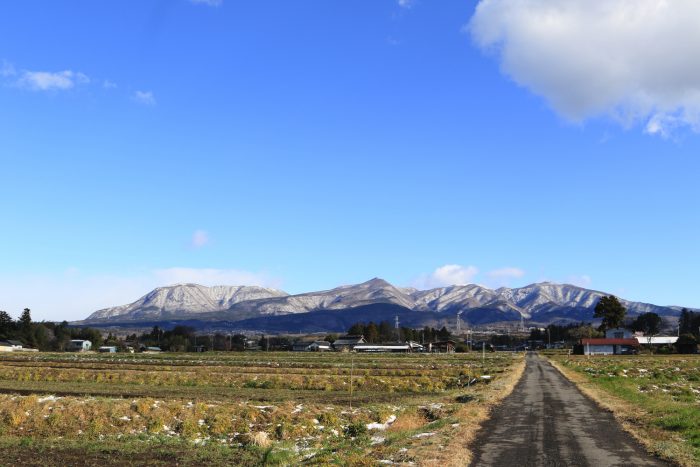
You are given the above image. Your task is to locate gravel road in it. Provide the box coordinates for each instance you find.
[469,352,668,467]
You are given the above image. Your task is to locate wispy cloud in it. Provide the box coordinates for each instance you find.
[468,0,700,136]
[189,0,223,6]
[190,229,210,248]
[103,80,117,89]
[413,264,479,289]
[16,70,90,91]
[398,0,415,8]
[133,90,156,105]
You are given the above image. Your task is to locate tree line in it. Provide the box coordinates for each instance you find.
[0,308,106,351]
[346,321,452,343]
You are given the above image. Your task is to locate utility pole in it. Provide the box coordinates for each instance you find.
[395,315,400,342]
[349,351,354,410]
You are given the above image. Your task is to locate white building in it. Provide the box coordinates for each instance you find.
[0,340,23,352]
[68,339,92,352]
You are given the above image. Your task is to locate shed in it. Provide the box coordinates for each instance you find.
[580,338,639,355]
[98,346,117,353]
[635,336,678,346]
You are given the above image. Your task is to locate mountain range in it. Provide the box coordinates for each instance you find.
[79,279,689,332]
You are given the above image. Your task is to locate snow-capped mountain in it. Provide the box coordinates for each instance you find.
[82,278,686,326]
[226,278,416,316]
[86,284,288,321]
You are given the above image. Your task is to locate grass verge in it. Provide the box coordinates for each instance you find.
[548,355,699,467]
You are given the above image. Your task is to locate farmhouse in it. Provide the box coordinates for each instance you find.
[292,341,313,352]
[68,339,92,352]
[308,341,332,351]
[0,340,24,352]
[332,335,366,352]
[606,328,633,339]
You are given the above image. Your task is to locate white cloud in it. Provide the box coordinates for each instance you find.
[190,0,223,6]
[190,229,209,248]
[133,90,156,105]
[16,70,90,91]
[468,0,700,135]
[398,0,415,8]
[0,267,282,322]
[103,80,117,89]
[413,264,479,289]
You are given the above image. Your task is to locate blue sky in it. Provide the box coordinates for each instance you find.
[1,0,699,320]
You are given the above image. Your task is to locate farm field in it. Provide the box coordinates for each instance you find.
[0,351,524,466]
[548,354,700,466]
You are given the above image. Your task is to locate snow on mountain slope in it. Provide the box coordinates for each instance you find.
[227,278,416,316]
[86,284,288,320]
[82,278,684,324]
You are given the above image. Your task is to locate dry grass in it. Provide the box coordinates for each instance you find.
[0,351,525,465]
[548,357,697,467]
[388,411,427,432]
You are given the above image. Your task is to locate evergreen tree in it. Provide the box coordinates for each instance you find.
[18,308,35,346]
[378,321,392,342]
[594,296,626,332]
[631,312,662,336]
[19,308,32,332]
[679,308,695,335]
[0,311,14,339]
[366,322,379,343]
[348,323,365,336]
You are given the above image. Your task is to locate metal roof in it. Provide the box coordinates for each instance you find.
[581,338,639,346]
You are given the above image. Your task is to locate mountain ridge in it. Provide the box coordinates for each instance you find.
[81,278,689,329]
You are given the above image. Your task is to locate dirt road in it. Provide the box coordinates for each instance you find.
[470,353,667,466]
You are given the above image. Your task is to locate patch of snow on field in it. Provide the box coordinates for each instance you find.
[366,415,396,431]
[38,395,59,403]
[412,432,436,439]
